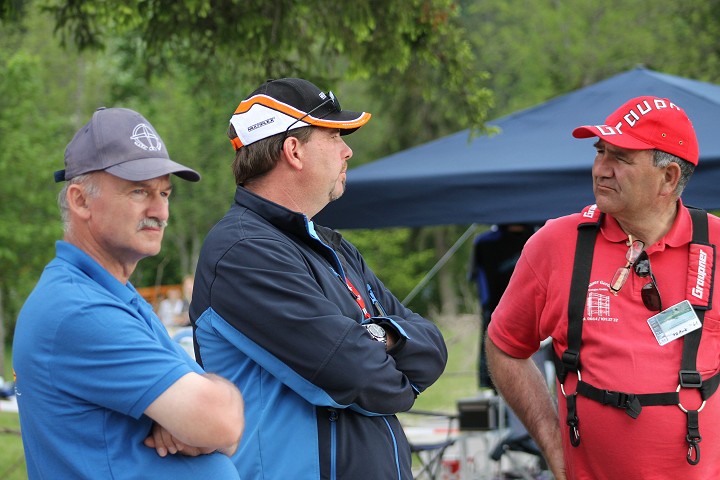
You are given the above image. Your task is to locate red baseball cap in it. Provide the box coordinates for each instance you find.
[572,96,699,165]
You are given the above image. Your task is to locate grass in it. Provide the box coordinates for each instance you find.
[0,412,24,480]
[0,314,480,478]
[1,348,25,479]
[412,314,480,412]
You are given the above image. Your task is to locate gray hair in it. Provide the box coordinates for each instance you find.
[653,150,695,196]
[58,173,101,232]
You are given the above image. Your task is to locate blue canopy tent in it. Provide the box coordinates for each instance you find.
[316,67,720,230]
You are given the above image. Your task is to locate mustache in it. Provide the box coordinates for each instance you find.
[137,218,168,230]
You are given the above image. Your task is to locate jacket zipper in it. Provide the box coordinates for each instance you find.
[382,416,402,479]
[366,284,387,317]
[329,408,338,480]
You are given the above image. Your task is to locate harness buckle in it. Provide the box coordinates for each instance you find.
[561,351,580,370]
[679,370,702,388]
[599,389,619,406]
[600,390,642,418]
[686,435,702,465]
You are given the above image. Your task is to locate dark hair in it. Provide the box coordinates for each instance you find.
[227,124,313,185]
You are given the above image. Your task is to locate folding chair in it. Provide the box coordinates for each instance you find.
[489,406,548,480]
[401,410,459,480]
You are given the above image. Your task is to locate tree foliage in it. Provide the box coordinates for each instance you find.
[39,0,493,133]
[461,0,720,118]
[4,0,720,346]
[0,12,71,367]
[0,0,496,343]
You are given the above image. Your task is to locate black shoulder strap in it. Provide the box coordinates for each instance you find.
[679,207,710,387]
[557,214,603,383]
[558,207,714,387]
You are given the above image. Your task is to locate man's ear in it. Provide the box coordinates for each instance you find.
[66,183,92,219]
[661,162,681,196]
[280,136,304,172]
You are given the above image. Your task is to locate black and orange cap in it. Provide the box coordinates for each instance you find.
[228,78,371,150]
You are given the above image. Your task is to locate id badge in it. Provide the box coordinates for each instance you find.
[647,300,702,346]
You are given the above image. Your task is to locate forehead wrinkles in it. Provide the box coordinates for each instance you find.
[596,139,650,161]
[125,175,173,191]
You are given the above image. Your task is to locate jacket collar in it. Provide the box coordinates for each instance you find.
[234,186,311,237]
[233,186,347,273]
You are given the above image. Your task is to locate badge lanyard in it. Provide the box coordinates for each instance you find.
[345,278,371,319]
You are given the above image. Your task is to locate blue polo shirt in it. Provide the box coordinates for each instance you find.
[13,241,239,479]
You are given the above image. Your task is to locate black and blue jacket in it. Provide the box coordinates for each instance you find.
[191,186,448,480]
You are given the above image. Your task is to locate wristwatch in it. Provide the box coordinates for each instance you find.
[364,323,387,344]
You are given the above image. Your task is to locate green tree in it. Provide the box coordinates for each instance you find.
[462,0,720,118]
[39,0,492,132]
[0,41,58,369]
[30,0,496,321]
[0,6,119,365]
[0,51,57,374]
[7,0,720,341]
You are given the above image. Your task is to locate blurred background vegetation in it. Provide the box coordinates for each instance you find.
[3,1,720,477]
[2,0,720,372]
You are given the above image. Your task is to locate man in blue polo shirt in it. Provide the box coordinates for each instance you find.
[12,107,244,479]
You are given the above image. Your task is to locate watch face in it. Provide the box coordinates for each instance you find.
[365,323,386,342]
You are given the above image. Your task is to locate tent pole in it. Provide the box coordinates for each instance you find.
[402,223,479,306]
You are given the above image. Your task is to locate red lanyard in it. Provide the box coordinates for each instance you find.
[345,278,371,319]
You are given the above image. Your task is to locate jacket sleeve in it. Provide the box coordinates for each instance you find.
[204,236,421,414]
[341,240,448,395]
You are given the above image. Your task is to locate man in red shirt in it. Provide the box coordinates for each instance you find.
[487,96,720,479]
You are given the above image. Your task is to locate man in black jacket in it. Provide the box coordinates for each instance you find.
[191,78,448,480]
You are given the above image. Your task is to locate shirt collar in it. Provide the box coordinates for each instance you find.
[55,240,139,305]
[600,199,692,251]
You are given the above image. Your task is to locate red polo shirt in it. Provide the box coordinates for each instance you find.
[489,201,720,479]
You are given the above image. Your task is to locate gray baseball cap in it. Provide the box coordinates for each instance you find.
[54,107,200,183]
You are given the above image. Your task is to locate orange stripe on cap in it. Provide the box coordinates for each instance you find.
[234,95,308,119]
[309,112,372,130]
[230,136,244,151]
[234,95,371,130]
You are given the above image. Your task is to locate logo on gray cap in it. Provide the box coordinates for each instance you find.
[131,124,163,152]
